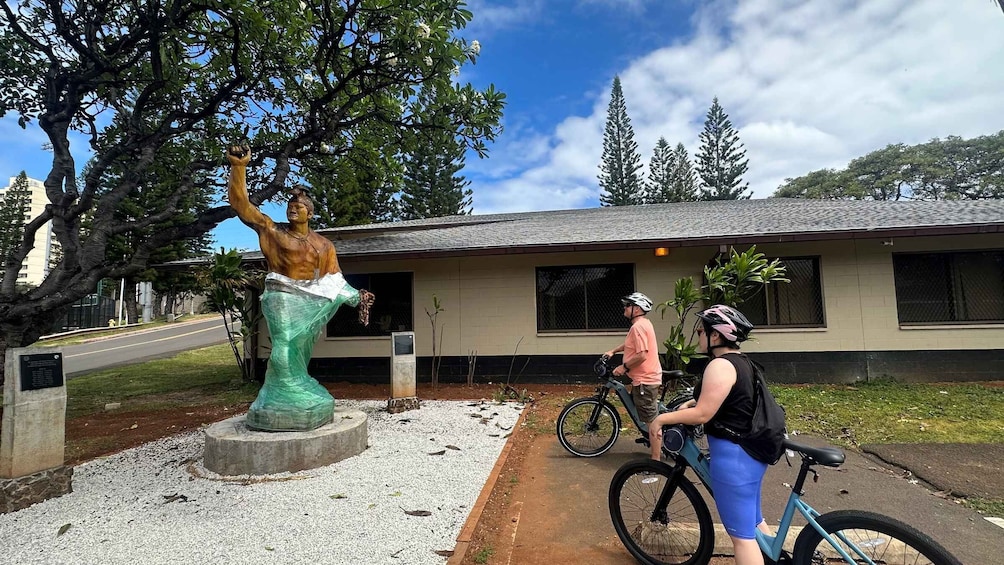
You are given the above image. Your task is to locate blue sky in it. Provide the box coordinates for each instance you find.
[4,0,1004,252]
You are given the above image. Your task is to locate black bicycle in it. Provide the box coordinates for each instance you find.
[556,355,694,457]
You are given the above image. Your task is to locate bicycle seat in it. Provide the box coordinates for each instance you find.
[662,370,685,379]
[783,437,845,467]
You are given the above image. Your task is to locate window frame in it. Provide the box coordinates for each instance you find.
[535,263,635,333]
[742,255,826,329]
[892,249,1004,326]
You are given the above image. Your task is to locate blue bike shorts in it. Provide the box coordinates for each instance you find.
[707,435,768,540]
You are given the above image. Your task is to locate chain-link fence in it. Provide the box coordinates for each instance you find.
[536,264,633,331]
[894,250,1004,324]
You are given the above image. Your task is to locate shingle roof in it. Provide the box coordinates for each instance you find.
[200,198,1003,265]
[313,198,1004,259]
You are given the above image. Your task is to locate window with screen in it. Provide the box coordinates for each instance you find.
[893,250,1004,324]
[743,257,825,327]
[536,264,634,332]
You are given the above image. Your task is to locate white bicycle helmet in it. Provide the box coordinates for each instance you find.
[621,292,654,313]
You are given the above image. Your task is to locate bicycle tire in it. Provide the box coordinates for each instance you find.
[791,509,962,565]
[608,459,714,565]
[556,398,621,457]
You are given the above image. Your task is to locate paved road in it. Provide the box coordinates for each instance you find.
[57,317,231,377]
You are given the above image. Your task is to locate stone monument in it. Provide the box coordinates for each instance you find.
[1,348,73,513]
[388,331,420,413]
[202,145,373,475]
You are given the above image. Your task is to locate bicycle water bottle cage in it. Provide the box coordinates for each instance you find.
[594,357,610,378]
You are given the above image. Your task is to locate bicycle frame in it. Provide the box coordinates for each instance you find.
[590,376,677,437]
[667,434,871,564]
[590,378,646,432]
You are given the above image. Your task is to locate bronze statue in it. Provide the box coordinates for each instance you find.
[227,145,374,431]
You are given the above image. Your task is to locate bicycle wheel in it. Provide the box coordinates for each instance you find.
[791,510,961,565]
[556,398,621,457]
[608,459,714,565]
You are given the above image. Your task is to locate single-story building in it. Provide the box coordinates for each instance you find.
[242,198,1004,384]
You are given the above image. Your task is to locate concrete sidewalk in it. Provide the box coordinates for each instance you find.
[493,434,1000,565]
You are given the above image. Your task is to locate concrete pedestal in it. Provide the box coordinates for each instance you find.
[204,408,367,476]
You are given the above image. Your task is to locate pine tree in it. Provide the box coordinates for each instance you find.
[598,76,643,206]
[669,143,699,202]
[0,172,32,281]
[304,132,402,228]
[400,128,472,220]
[695,97,750,200]
[643,137,677,203]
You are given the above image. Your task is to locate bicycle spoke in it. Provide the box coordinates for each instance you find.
[617,470,705,563]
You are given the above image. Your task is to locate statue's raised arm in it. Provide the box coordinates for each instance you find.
[226,145,273,233]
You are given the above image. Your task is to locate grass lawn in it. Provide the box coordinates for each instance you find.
[65,343,257,419]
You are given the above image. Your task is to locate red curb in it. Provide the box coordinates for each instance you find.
[447,405,529,565]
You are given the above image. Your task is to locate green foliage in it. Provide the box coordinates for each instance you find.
[774,168,859,199]
[774,131,1004,200]
[400,86,473,219]
[599,76,644,206]
[0,0,505,349]
[645,140,698,203]
[302,126,403,228]
[198,249,265,382]
[696,97,750,200]
[0,172,32,281]
[643,137,676,204]
[659,246,788,370]
[669,142,699,202]
[472,546,494,564]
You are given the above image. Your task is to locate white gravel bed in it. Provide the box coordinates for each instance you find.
[0,399,524,565]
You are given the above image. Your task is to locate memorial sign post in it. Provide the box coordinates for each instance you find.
[388,332,419,413]
[1,347,73,513]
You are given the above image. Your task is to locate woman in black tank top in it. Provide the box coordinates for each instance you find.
[646,305,772,565]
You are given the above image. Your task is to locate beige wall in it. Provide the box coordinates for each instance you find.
[259,234,1004,359]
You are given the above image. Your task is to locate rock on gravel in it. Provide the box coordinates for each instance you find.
[0,400,524,565]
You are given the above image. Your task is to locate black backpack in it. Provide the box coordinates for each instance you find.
[715,355,787,465]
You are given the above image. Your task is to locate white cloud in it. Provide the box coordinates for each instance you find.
[471,0,1004,213]
[465,0,545,35]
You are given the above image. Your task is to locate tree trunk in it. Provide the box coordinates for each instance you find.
[0,310,62,387]
[124,280,138,324]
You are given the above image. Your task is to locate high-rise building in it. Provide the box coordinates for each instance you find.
[1,175,59,286]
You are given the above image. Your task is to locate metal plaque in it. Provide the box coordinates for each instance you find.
[19,353,64,391]
[393,334,414,356]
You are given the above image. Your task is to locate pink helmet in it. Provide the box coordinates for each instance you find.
[696,304,753,343]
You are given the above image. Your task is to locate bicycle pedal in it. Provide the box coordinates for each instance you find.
[634,437,650,445]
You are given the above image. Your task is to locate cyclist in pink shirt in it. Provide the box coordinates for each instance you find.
[604,292,663,434]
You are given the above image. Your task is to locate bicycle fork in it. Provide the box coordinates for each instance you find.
[586,387,613,431]
[650,462,690,524]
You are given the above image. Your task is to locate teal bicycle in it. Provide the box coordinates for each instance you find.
[608,426,961,565]
[556,355,693,457]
